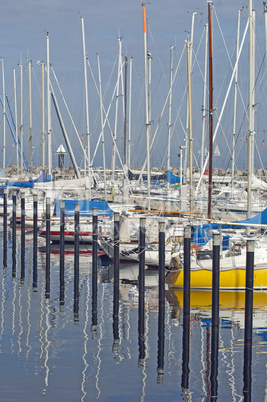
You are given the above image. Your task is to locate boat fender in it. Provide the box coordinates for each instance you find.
[191,244,200,256]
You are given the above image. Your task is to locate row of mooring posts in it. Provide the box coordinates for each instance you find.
[2,192,255,395]
[181,226,255,400]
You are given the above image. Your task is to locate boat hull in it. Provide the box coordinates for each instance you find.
[170,265,267,290]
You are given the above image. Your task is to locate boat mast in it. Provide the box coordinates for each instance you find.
[200,23,208,191]
[264,3,267,69]
[41,62,45,171]
[184,12,196,183]
[251,10,256,192]
[207,1,213,220]
[97,54,107,201]
[196,20,249,193]
[1,59,6,170]
[167,45,174,175]
[123,55,129,203]
[13,68,19,171]
[231,10,241,198]
[127,57,133,170]
[81,17,91,193]
[187,39,193,213]
[28,61,33,181]
[47,32,52,178]
[20,63,24,179]
[142,3,151,210]
[247,0,253,222]
[112,37,122,186]
[124,56,128,168]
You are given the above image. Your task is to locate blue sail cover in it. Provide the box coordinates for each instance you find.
[54,199,114,217]
[5,170,51,188]
[167,170,183,184]
[192,208,267,246]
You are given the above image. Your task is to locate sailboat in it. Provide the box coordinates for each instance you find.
[169,1,267,290]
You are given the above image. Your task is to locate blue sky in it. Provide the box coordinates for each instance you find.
[0,0,266,171]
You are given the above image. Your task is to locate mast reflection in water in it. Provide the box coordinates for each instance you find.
[0,229,266,400]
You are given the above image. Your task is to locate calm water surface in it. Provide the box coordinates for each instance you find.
[0,228,267,401]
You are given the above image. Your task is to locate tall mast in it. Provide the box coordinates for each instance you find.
[251,10,256,188]
[142,3,151,210]
[127,57,133,169]
[123,56,128,167]
[41,62,45,171]
[247,0,253,222]
[20,63,24,179]
[47,32,52,177]
[231,10,241,197]
[13,68,19,171]
[97,54,107,201]
[187,39,193,213]
[112,37,122,185]
[1,59,6,169]
[184,12,197,182]
[28,61,33,180]
[207,2,213,220]
[81,17,91,191]
[264,3,267,70]
[167,45,174,173]
[200,23,208,187]
[123,56,129,203]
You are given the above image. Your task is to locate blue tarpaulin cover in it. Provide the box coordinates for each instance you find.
[54,199,114,217]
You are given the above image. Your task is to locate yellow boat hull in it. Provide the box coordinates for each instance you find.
[170,266,267,290]
[171,288,267,310]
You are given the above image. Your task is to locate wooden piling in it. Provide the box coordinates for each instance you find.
[138,217,146,364]
[20,192,25,282]
[157,221,165,379]
[113,212,120,344]
[33,194,38,289]
[45,197,51,297]
[60,200,65,305]
[243,239,255,400]
[91,207,98,332]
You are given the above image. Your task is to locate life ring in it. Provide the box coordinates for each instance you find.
[191,244,200,255]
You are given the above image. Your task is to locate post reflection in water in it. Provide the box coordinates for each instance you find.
[0,227,267,400]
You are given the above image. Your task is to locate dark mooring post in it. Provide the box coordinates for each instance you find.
[243,239,255,402]
[138,217,146,365]
[157,221,165,381]
[210,233,220,399]
[74,203,80,321]
[3,188,8,268]
[45,197,51,297]
[33,194,38,289]
[59,200,65,306]
[91,207,98,333]
[12,190,17,277]
[182,226,191,391]
[20,192,26,282]
[113,212,120,351]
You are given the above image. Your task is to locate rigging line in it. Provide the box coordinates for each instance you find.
[0,96,29,173]
[86,58,133,191]
[213,109,233,157]
[196,18,249,192]
[138,42,187,179]
[147,24,169,86]
[254,133,264,169]
[154,61,188,165]
[50,66,87,162]
[87,57,124,164]
[214,8,237,72]
[102,54,118,108]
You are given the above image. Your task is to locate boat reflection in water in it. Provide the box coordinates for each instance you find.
[168,288,267,400]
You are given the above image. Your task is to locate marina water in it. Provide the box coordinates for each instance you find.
[0,228,267,401]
